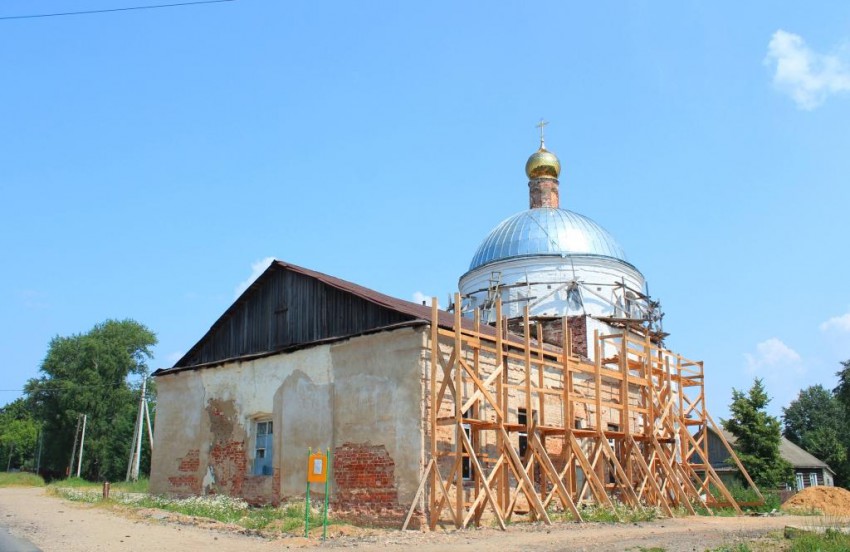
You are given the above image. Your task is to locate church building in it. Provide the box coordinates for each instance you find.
[150,133,751,527]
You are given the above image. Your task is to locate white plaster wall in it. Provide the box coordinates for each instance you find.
[150,326,427,505]
[459,255,646,320]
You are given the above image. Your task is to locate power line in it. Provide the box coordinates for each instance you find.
[0,0,235,21]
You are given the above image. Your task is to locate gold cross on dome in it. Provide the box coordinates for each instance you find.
[536,118,548,148]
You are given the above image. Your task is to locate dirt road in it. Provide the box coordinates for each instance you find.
[0,487,813,551]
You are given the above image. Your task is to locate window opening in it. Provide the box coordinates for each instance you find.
[606,423,620,483]
[461,409,473,481]
[253,419,273,476]
[518,408,537,458]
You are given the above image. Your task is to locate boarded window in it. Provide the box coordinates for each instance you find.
[253,420,273,476]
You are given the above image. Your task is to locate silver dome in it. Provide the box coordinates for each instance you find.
[468,208,627,271]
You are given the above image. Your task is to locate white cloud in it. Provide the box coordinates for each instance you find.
[765,29,850,110]
[412,291,432,306]
[744,337,803,374]
[18,289,49,309]
[234,257,275,298]
[820,311,850,333]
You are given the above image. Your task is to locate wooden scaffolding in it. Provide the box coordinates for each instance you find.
[402,295,761,530]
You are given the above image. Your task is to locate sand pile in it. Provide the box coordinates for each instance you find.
[783,486,850,516]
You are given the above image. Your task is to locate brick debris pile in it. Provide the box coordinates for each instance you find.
[783,486,850,516]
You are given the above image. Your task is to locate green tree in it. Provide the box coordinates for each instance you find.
[783,385,849,486]
[723,378,792,489]
[25,319,156,481]
[0,398,39,471]
[834,360,850,418]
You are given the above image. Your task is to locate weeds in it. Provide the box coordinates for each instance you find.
[789,530,850,552]
[49,485,337,535]
[708,544,752,552]
[784,506,824,516]
[47,477,149,493]
[0,472,45,487]
[568,502,660,523]
[708,484,780,514]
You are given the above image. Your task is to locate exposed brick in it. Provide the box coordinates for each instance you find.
[332,442,400,517]
[528,177,560,209]
[509,316,588,357]
[208,440,247,495]
[177,449,200,472]
[168,475,201,494]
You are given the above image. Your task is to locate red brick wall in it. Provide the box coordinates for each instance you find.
[168,449,201,494]
[166,398,275,505]
[539,316,588,357]
[241,474,274,506]
[333,442,398,513]
[177,449,200,472]
[507,316,588,357]
[208,440,247,495]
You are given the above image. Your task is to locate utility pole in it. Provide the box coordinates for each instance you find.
[35,428,43,476]
[68,414,82,477]
[126,376,148,481]
[76,414,87,478]
[144,400,154,450]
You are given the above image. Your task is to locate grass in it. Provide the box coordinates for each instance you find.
[708,544,753,552]
[707,520,850,552]
[789,530,850,552]
[783,506,824,516]
[706,484,781,515]
[47,477,149,493]
[48,483,338,535]
[0,472,46,487]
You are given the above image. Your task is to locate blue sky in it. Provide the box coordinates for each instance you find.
[1,1,849,420]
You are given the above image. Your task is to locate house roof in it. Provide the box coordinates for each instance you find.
[270,260,462,330]
[717,427,834,473]
[155,259,529,376]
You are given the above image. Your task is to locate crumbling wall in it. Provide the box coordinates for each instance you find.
[150,373,207,498]
[167,449,201,494]
[327,329,425,525]
[205,398,248,496]
[334,442,398,512]
[151,326,427,517]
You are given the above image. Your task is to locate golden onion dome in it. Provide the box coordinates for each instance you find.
[525,146,561,179]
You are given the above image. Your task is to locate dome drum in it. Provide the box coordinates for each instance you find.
[459,254,646,321]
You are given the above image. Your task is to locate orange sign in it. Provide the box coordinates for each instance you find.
[307,451,327,483]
